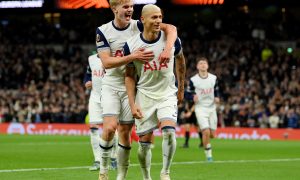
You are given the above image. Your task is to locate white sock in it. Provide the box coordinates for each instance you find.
[99,138,114,174]
[116,143,131,180]
[138,142,152,180]
[90,127,101,162]
[161,127,176,175]
[205,143,212,158]
[111,133,118,159]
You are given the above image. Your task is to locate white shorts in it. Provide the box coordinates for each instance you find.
[88,100,103,124]
[194,106,217,130]
[135,91,178,136]
[101,85,133,124]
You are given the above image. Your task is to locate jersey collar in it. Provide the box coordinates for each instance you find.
[112,20,131,31]
[198,73,208,79]
[140,31,161,44]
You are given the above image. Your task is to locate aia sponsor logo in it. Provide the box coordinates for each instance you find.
[7,123,25,134]
[144,61,168,72]
[93,70,105,77]
[200,88,213,95]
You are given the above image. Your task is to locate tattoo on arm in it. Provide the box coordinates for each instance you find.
[176,51,186,91]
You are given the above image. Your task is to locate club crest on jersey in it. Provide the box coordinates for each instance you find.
[115,50,124,57]
[144,61,168,72]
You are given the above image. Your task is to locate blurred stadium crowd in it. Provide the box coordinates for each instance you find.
[0,7,299,128]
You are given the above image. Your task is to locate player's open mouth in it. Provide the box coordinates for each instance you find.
[125,14,132,20]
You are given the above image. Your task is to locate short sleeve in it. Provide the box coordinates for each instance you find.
[174,37,182,56]
[123,43,131,56]
[137,20,144,32]
[96,28,110,51]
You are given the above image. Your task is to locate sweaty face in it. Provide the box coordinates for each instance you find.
[197,60,209,71]
[114,1,134,24]
[143,11,162,33]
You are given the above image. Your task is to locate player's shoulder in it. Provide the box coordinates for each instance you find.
[88,54,99,61]
[130,19,143,30]
[130,19,139,25]
[208,73,217,79]
[126,33,142,48]
[97,21,113,33]
[190,74,199,81]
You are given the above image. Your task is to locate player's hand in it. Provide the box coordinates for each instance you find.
[85,81,92,89]
[214,97,220,104]
[177,90,184,105]
[132,48,154,63]
[193,95,198,103]
[158,48,171,64]
[131,104,144,120]
[184,111,192,118]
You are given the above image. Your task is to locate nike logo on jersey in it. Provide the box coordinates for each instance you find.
[109,40,117,43]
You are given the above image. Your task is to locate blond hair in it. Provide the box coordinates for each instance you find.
[109,0,132,8]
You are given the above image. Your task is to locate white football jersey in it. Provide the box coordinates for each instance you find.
[124,31,182,100]
[96,20,142,91]
[88,54,105,103]
[190,73,218,108]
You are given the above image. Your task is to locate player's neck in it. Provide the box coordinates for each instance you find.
[142,30,159,42]
[113,19,129,29]
[198,71,208,78]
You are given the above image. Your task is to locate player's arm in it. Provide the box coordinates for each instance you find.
[84,64,92,89]
[123,42,144,119]
[98,49,153,69]
[174,38,186,105]
[159,23,177,63]
[185,104,195,118]
[96,28,153,69]
[125,64,143,119]
[175,51,186,105]
[214,78,220,104]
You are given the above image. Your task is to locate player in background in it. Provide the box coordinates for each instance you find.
[181,101,203,148]
[84,54,110,171]
[96,0,177,179]
[189,57,220,162]
[124,4,185,180]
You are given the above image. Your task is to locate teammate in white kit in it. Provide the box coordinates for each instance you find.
[189,57,220,162]
[124,4,186,180]
[84,54,106,171]
[96,0,178,179]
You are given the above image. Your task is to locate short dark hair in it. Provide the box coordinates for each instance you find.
[197,57,208,63]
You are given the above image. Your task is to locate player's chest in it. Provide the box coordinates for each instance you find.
[194,79,214,90]
[108,31,139,50]
[90,62,105,77]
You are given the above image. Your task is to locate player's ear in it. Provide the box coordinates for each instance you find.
[111,6,117,14]
[140,16,145,23]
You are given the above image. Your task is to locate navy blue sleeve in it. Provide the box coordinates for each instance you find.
[123,43,131,56]
[183,80,195,101]
[174,37,182,55]
[188,79,196,94]
[137,20,144,32]
[214,78,220,98]
[123,43,134,67]
[83,65,92,84]
[96,28,110,50]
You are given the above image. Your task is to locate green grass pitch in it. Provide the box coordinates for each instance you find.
[0,135,300,180]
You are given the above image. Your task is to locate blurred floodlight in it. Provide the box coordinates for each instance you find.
[134,0,156,4]
[0,0,44,8]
